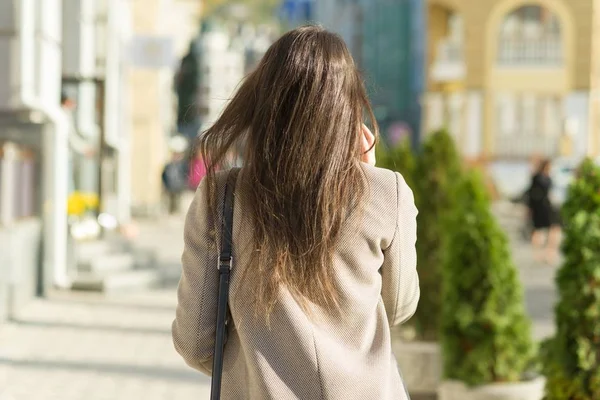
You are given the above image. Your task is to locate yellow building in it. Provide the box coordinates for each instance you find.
[424,0,600,162]
[128,0,201,216]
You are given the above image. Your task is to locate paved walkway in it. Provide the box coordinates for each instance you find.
[0,289,211,400]
[0,205,212,400]
[0,199,557,399]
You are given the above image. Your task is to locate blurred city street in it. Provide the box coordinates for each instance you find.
[1,0,597,398]
[0,290,210,400]
[0,197,215,400]
[0,200,556,399]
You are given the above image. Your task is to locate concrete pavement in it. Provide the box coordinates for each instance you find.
[0,199,557,399]
[0,202,212,400]
[0,289,211,400]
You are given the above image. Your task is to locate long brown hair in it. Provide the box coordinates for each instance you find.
[199,25,378,316]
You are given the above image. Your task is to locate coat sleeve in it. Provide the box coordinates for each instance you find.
[380,172,420,327]
[172,179,220,375]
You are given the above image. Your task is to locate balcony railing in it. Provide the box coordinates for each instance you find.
[430,39,465,82]
[494,133,559,159]
[497,38,562,66]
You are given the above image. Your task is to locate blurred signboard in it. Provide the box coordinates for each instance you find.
[128,36,174,69]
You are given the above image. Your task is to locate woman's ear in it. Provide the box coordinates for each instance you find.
[360,124,376,165]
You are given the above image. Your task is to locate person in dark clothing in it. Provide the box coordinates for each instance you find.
[175,43,200,141]
[162,154,188,215]
[527,159,561,263]
[162,136,189,215]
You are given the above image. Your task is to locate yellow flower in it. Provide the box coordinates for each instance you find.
[67,192,86,216]
[82,193,99,210]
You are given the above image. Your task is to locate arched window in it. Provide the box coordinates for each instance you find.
[497,5,562,66]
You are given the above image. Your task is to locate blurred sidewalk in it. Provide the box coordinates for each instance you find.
[0,197,556,399]
[133,191,195,285]
[0,192,208,400]
[0,289,211,400]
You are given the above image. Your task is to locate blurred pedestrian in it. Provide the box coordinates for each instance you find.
[172,26,418,400]
[161,135,189,215]
[187,146,207,191]
[187,142,241,191]
[175,42,201,142]
[527,159,561,264]
[61,91,96,193]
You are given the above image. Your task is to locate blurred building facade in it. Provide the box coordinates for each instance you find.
[0,0,202,322]
[314,0,426,146]
[177,16,275,140]
[1,0,70,322]
[240,24,274,74]
[128,0,202,216]
[314,1,364,67]
[424,0,600,164]
[196,24,245,133]
[62,0,134,228]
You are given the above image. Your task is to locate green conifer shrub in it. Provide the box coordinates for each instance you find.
[376,137,415,188]
[543,158,600,399]
[441,170,534,385]
[412,129,462,341]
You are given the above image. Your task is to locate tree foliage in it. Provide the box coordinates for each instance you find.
[376,136,415,192]
[441,170,534,386]
[543,158,600,399]
[411,129,462,341]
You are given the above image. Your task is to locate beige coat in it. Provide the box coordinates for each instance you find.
[172,164,420,399]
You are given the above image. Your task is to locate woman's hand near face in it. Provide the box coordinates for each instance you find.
[361,124,376,166]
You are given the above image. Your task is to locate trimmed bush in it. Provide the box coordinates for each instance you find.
[412,129,462,341]
[376,137,416,191]
[441,170,534,386]
[543,158,600,399]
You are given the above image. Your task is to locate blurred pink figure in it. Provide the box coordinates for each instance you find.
[388,121,411,147]
[188,152,207,190]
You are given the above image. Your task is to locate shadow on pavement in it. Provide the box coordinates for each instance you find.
[0,357,209,384]
[11,318,171,336]
[44,297,177,313]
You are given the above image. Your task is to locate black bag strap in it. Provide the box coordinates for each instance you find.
[210,168,240,400]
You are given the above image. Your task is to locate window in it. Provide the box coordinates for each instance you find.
[494,93,563,157]
[0,142,39,221]
[448,93,463,141]
[542,97,562,136]
[436,12,464,63]
[496,93,517,136]
[448,13,463,43]
[521,94,537,134]
[498,5,562,66]
[496,92,563,137]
